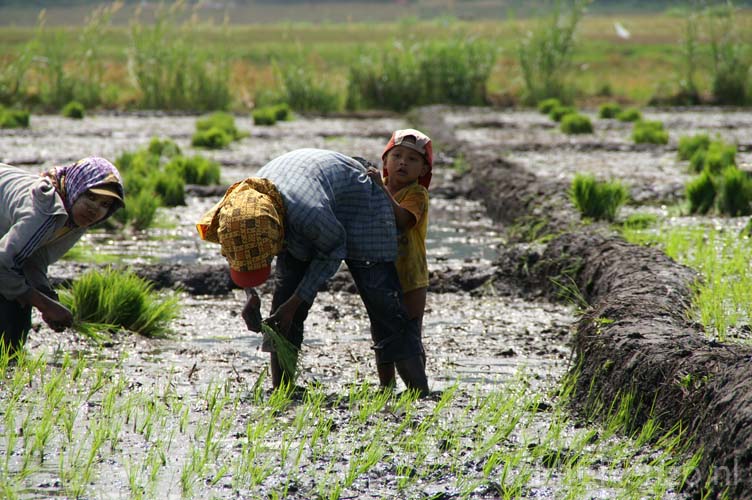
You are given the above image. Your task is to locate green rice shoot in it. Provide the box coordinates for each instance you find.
[262,322,299,383]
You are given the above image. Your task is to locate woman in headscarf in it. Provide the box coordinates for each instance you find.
[0,157,125,353]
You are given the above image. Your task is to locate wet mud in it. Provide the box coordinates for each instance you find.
[5,105,752,497]
[412,105,752,498]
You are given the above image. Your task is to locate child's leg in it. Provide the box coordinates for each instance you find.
[403,287,427,366]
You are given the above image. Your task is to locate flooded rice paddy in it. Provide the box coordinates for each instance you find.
[3,106,750,498]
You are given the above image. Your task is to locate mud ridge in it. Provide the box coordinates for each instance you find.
[410,106,752,498]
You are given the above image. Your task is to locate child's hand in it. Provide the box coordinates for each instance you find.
[366,166,385,188]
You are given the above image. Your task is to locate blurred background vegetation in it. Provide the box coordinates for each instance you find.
[0,0,751,113]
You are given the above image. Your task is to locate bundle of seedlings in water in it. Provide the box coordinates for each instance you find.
[560,113,593,134]
[598,102,622,119]
[192,112,245,149]
[549,105,576,122]
[61,101,85,119]
[0,107,30,128]
[688,139,736,174]
[59,268,180,339]
[632,120,668,144]
[261,322,299,384]
[569,173,629,221]
[537,98,561,114]
[677,133,711,161]
[616,107,642,122]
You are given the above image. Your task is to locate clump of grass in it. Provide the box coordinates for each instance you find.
[252,107,278,126]
[560,113,593,134]
[685,170,716,215]
[113,140,220,229]
[0,108,30,128]
[59,268,179,338]
[148,136,181,157]
[569,173,629,221]
[677,133,711,161]
[192,112,244,149]
[262,323,299,384]
[715,167,752,216]
[632,120,668,144]
[165,155,220,185]
[537,98,561,114]
[549,105,576,122]
[617,108,642,122]
[191,128,232,149]
[61,101,85,119]
[598,102,622,119]
[688,139,736,174]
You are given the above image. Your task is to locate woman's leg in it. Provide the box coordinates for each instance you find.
[0,296,32,355]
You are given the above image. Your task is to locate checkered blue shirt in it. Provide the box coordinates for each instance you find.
[257,149,397,303]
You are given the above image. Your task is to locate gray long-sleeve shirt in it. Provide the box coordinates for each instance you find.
[0,164,85,300]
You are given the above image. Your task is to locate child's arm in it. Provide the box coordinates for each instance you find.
[366,167,417,231]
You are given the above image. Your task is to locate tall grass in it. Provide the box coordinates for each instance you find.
[346,37,497,112]
[706,3,750,105]
[58,267,179,338]
[129,1,231,111]
[516,0,591,104]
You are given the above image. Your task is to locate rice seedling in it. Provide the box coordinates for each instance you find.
[168,156,222,187]
[677,133,711,161]
[549,105,576,122]
[61,100,85,119]
[632,119,669,144]
[252,106,277,125]
[537,97,561,114]
[617,107,642,122]
[569,173,629,221]
[598,102,622,118]
[147,137,181,158]
[58,267,179,338]
[702,140,737,175]
[0,108,30,128]
[262,322,300,385]
[560,113,593,134]
[686,170,717,215]
[191,126,232,149]
[715,166,752,216]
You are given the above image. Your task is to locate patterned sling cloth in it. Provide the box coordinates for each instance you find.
[197,178,286,272]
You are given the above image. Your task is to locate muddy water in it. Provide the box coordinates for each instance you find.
[4,108,738,498]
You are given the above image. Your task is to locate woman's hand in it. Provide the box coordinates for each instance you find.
[242,288,262,332]
[266,294,303,336]
[20,288,73,332]
[39,299,73,332]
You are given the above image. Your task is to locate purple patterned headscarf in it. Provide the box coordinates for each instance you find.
[47,157,125,222]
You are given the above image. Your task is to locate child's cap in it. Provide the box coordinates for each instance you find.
[381,128,433,188]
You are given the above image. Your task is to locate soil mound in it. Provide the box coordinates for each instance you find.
[462,149,752,498]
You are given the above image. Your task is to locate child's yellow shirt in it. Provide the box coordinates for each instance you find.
[393,182,429,293]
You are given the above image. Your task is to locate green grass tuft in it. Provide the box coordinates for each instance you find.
[560,113,593,134]
[598,102,622,119]
[616,108,642,122]
[569,173,629,221]
[537,98,561,114]
[677,133,711,161]
[632,120,668,144]
[61,101,85,119]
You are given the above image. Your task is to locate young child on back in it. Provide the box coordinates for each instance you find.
[367,128,433,389]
